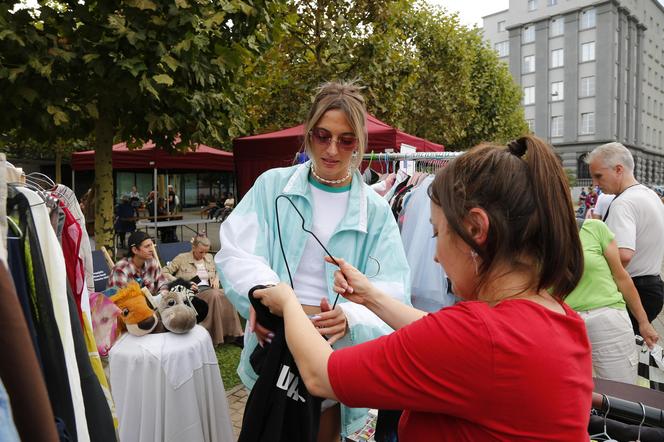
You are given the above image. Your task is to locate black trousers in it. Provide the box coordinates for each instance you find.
[628,275,664,335]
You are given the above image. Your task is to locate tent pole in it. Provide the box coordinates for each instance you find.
[153,165,158,239]
[71,169,75,195]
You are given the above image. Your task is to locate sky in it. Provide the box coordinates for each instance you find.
[427,0,510,28]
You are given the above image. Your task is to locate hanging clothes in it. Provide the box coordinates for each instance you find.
[14,187,90,441]
[0,154,8,266]
[54,184,95,296]
[399,176,456,312]
[60,202,85,326]
[7,224,41,359]
[0,261,59,441]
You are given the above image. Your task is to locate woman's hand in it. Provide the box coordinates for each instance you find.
[325,256,377,306]
[639,321,660,349]
[253,283,298,317]
[211,278,220,289]
[248,306,275,347]
[311,298,347,345]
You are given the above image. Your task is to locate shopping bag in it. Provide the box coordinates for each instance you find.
[636,336,664,391]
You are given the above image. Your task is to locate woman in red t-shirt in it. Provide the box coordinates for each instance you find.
[254,135,593,441]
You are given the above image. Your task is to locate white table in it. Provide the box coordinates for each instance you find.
[109,325,234,442]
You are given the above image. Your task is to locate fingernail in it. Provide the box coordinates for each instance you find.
[266,338,272,344]
[310,315,321,321]
[258,341,264,348]
[347,287,354,293]
[268,332,275,338]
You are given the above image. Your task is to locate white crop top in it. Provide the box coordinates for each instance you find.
[291,176,350,306]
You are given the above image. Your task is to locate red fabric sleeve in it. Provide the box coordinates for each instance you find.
[328,303,493,418]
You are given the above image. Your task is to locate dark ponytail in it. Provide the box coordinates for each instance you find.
[429,135,583,300]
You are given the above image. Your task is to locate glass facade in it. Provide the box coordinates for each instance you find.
[112,170,234,208]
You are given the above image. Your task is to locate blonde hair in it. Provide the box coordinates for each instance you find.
[191,235,211,248]
[303,81,368,169]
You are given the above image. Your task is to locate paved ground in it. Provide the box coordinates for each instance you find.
[225,385,248,439]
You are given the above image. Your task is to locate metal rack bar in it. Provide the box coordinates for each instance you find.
[362,151,462,161]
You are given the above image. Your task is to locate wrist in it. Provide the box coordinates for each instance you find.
[364,287,384,310]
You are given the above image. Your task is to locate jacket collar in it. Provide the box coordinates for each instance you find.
[282,161,367,233]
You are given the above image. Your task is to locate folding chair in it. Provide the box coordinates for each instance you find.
[155,241,190,267]
[91,246,115,292]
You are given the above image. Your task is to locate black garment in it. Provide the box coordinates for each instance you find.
[8,191,78,440]
[628,275,664,335]
[7,233,41,360]
[588,415,664,441]
[375,410,401,442]
[238,285,321,442]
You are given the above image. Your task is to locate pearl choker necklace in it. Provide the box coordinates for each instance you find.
[310,163,352,185]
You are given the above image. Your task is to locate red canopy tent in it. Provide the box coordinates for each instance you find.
[233,114,444,197]
[71,141,233,171]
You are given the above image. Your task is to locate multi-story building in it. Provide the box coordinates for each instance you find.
[483,0,664,185]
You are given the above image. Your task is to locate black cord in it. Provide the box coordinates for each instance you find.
[275,194,342,308]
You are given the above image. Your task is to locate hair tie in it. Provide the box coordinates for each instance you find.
[507,138,527,158]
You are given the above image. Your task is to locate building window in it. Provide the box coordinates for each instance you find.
[551,81,564,101]
[580,76,595,97]
[580,112,595,134]
[550,17,564,37]
[498,20,506,33]
[495,41,509,57]
[551,116,564,137]
[526,119,535,132]
[523,55,536,73]
[548,0,557,5]
[528,0,537,12]
[581,42,595,62]
[524,86,535,105]
[523,25,535,43]
[551,48,564,68]
[580,8,596,29]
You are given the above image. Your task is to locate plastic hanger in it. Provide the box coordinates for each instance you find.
[635,402,646,442]
[26,172,56,190]
[7,216,23,239]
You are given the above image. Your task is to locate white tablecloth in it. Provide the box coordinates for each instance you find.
[109,325,234,442]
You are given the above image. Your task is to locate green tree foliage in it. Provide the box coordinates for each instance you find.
[245,0,527,149]
[1,0,285,250]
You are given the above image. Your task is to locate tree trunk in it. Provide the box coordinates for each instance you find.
[55,148,62,184]
[94,115,115,254]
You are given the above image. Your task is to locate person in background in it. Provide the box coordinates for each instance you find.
[254,135,593,441]
[215,81,411,441]
[566,218,659,384]
[587,142,664,333]
[590,192,615,220]
[114,194,137,249]
[585,186,597,215]
[129,185,141,210]
[162,235,244,346]
[109,231,169,297]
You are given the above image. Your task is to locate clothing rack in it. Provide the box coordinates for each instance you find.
[362,151,462,161]
[593,393,664,428]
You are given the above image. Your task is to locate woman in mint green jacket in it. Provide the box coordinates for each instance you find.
[215,81,411,440]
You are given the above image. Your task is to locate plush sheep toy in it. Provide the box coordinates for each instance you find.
[158,284,198,334]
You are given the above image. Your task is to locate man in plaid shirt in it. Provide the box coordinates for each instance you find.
[109,231,169,295]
